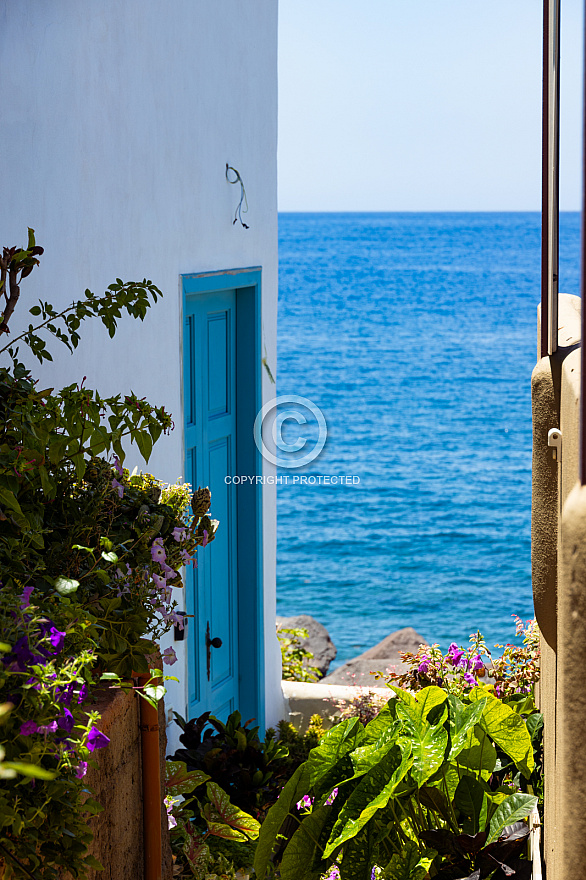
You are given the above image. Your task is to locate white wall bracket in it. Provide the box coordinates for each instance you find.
[548,427,562,462]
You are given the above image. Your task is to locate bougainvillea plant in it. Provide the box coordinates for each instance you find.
[0,232,216,878]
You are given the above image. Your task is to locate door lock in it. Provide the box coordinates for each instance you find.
[205,621,222,681]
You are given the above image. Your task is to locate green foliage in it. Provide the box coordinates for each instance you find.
[0,233,217,878]
[278,626,321,682]
[164,760,259,879]
[171,710,294,821]
[254,685,540,880]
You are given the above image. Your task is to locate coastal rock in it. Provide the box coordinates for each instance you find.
[358,627,428,660]
[277,614,337,678]
[321,627,429,686]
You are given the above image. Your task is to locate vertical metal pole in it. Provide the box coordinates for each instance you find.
[580,0,586,484]
[542,0,561,358]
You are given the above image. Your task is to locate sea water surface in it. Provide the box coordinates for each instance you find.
[276,212,581,669]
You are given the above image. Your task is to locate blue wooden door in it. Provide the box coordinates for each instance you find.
[184,289,238,720]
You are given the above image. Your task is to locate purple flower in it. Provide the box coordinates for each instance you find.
[87,726,110,752]
[296,794,314,811]
[20,720,39,736]
[172,527,187,542]
[463,672,476,687]
[150,538,166,563]
[45,626,66,655]
[57,708,75,734]
[38,721,58,735]
[447,643,465,667]
[75,762,88,779]
[472,654,484,672]
[160,562,178,581]
[418,656,430,675]
[111,478,124,499]
[180,549,191,565]
[113,457,123,477]
[19,586,34,610]
[152,573,166,591]
[325,787,338,805]
[202,530,208,548]
[78,683,88,704]
[162,646,178,666]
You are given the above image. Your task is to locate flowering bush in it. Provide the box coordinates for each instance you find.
[383,617,540,700]
[0,233,216,878]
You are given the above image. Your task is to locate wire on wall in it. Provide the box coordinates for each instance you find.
[225,164,250,229]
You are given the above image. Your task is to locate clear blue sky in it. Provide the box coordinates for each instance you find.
[278,0,583,212]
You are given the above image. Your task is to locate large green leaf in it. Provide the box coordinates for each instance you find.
[308,718,366,794]
[339,821,374,880]
[396,701,448,786]
[203,782,260,840]
[280,805,330,880]
[349,721,401,780]
[254,763,311,880]
[412,686,448,723]
[447,694,487,761]
[486,793,538,843]
[364,701,397,744]
[324,744,412,858]
[453,775,487,835]
[165,760,210,797]
[383,840,436,880]
[470,688,534,779]
[456,724,497,776]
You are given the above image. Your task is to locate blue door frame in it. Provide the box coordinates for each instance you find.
[182,268,264,728]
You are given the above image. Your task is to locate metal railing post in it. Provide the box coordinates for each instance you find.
[542,0,561,358]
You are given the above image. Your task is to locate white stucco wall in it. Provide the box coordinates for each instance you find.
[0,0,285,742]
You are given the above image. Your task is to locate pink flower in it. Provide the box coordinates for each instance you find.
[296,794,314,811]
[172,527,187,542]
[162,646,178,666]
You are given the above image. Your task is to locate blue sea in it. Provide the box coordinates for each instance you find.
[276,212,581,670]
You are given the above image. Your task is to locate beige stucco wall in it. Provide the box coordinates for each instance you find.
[532,293,584,878]
[60,687,172,880]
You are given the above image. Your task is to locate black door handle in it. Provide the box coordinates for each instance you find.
[205,622,222,680]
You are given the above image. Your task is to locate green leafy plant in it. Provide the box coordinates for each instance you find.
[0,232,215,878]
[254,683,539,880]
[171,710,291,821]
[165,760,259,879]
[277,626,321,682]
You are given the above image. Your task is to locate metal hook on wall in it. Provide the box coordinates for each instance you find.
[225,164,250,229]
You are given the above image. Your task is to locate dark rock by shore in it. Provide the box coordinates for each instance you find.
[277,614,337,678]
[321,626,429,686]
[277,616,430,686]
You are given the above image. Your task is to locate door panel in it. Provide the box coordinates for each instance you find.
[184,289,238,721]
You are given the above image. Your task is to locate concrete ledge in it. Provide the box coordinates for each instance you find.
[282,679,392,731]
